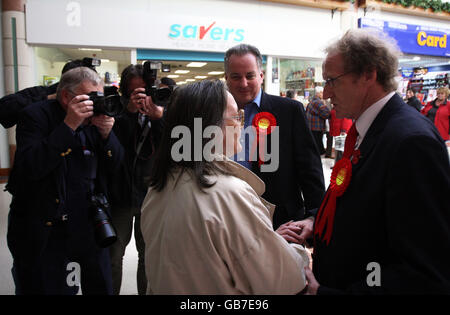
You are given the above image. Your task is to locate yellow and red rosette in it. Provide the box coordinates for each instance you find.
[251,112,277,166]
[314,157,353,245]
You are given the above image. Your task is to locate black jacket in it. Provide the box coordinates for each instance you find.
[406,96,422,112]
[107,110,163,208]
[0,84,58,128]
[7,99,124,260]
[251,92,325,229]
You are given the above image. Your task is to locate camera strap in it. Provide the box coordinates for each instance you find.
[133,115,151,170]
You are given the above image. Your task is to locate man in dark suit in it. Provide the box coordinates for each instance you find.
[6,67,124,294]
[304,29,450,294]
[224,44,325,244]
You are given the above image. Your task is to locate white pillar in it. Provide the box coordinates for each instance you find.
[264,56,280,96]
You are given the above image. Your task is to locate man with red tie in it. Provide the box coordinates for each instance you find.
[304,29,450,294]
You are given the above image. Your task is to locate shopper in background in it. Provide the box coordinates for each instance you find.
[421,86,450,141]
[305,86,331,156]
[304,29,450,295]
[7,67,124,294]
[141,80,310,294]
[286,89,297,100]
[224,44,325,243]
[323,98,333,158]
[107,64,164,295]
[328,105,352,166]
[405,88,422,112]
[158,77,177,90]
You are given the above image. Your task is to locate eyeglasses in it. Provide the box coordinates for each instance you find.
[224,109,245,127]
[324,72,352,88]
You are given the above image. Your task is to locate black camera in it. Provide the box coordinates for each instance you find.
[82,57,101,69]
[143,60,172,107]
[87,86,123,117]
[89,193,117,248]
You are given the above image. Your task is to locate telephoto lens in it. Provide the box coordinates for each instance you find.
[89,194,117,248]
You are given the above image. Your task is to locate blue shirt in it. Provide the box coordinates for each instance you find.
[233,89,262,169]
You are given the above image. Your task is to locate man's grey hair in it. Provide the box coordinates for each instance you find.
[56,66,103,101]
[325,29,401,92]
[224,44,263,73]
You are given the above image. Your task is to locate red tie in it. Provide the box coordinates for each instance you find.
[314,123,359,245]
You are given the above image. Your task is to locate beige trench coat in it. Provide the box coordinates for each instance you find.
[141,157,309,294]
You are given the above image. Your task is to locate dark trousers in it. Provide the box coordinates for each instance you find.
[325,132,333,157]
[109,205,146,295]
[12,222,112,295]
[311,130,325,155]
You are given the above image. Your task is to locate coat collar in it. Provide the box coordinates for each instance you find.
[215,155,276,218]
[215,155,265,196]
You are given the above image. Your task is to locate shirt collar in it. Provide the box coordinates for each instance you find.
[251,88,262,108]
[355,91,395,148]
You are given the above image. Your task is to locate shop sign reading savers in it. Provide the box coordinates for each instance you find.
[169,22,245,42]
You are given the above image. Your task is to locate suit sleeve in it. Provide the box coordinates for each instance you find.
[292,102,325,217]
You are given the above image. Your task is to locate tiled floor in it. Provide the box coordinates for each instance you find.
[0,157,334,295]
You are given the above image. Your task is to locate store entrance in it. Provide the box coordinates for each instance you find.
[137,60,225,86]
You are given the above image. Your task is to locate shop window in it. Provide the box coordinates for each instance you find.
[280,59,323,106]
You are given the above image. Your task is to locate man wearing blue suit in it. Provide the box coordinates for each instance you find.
[224,44,325,244]
[304,29,450,294]
[7,67,124,294]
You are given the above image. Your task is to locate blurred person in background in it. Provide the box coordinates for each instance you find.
[421,86,450,141]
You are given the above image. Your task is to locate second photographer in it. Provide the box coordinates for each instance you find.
[108,64,166,295]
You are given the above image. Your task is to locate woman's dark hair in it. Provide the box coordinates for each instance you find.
[150,80,229,191]
[119,64,143,97]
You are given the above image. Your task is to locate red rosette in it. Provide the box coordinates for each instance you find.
[252,112,277,135]
[330,157,352,196]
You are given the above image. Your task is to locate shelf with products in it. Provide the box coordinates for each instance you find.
[285,77,314,82]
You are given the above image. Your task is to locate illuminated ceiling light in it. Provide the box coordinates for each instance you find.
[187,62,207,67]
[195,76,208,79]
[208,71,224,75]
[186,79,195,82]
[175,70,190,74]
[413,56,421,61]
[78,48,102,51]
[167,75,179,78]
[177,81,187,85]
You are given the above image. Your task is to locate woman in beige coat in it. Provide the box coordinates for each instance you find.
[140,80,309,294]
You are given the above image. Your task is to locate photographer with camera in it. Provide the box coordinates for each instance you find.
[108,63,168,295]
[0,58,100,129]
[6,67,124,295]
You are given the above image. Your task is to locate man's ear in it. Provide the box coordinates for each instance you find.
[60,89,72,106]
[365,69,377,85]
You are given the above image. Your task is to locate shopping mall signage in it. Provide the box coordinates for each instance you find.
[358,18,449,57]
[169,22,245,42]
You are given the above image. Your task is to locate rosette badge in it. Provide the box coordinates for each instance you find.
[253,112,277,135]
[251,112,277,167]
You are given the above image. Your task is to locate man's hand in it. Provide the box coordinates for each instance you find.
[127,87,147,113]
[304,267,320,295]
[276,220,304,244]
[140,95,164,120]
[292,217,314,245]
[64,95,94,131]
[91,114,115,140]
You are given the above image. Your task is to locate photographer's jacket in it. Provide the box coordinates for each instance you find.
[7,99,124,259]
[108,111,163,208]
